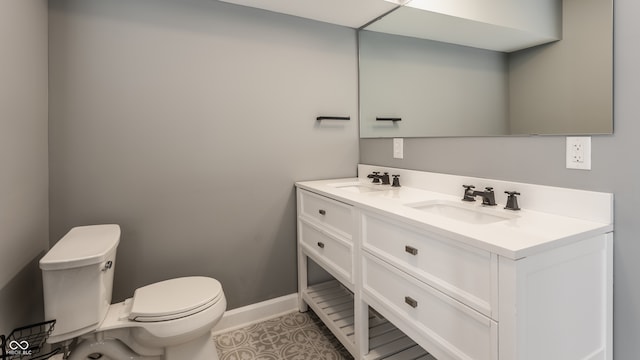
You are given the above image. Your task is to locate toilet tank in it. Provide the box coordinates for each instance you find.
[40,224,121,343]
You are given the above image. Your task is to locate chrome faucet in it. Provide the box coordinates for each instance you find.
[462,185,497,206]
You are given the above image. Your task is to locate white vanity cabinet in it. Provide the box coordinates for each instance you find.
[361,212,497,318]
[296,166,613,360]
[297,189,355,288]
[361,212,499,360]
[297,189,434,359]
[497,234,612,360]
[360,211,612,360]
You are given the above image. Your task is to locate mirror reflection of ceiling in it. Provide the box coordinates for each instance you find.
[366,0,562,52]
[359,0,613,138]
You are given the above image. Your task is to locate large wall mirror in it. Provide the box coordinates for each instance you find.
[359,0,613,138]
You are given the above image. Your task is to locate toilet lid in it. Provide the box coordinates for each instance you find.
[129,277,223,322]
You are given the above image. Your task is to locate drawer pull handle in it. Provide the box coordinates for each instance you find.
[317,242,325,248]
[405,296,418,308]
[405,246,418,255]
[319,209,326,215]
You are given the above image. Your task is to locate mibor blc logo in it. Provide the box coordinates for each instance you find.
[7,339,32,356]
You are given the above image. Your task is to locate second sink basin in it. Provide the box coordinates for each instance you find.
[406,199,516,225]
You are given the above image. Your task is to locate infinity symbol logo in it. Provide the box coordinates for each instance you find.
[8,340,29,351]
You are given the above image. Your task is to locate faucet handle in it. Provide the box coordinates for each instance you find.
[462,185,475,201]
[485,187,494,192]
[504,191,521,211]
[391,175,401,187]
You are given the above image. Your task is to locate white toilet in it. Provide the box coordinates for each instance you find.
[40,224,226,360]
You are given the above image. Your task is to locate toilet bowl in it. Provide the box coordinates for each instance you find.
[40,225,226,360]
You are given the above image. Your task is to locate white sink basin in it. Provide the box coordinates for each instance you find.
[328,182,387,193]
[406,200,516,225]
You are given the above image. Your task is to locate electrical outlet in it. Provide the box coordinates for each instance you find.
[566,137,591,170]
[393,138,403,159]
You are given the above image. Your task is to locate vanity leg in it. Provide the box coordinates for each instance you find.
[354,295,369,358]
[353,207,368,358]
[297,244,309,312]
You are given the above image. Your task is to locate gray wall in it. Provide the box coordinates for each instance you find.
[48,0,358,309]
[360,0,639,357]
[0,0,48,334]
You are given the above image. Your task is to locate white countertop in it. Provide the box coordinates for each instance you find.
[296,176,613,259]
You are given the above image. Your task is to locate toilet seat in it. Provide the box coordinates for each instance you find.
[129,277,223,322]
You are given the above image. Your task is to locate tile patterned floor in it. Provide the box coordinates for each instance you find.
[214,310,353,360]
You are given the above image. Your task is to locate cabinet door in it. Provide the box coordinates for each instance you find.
[362,212,497,318]
[499,234,613,360]
[363,253,498,360]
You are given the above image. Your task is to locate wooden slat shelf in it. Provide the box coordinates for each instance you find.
[302,280,436,360]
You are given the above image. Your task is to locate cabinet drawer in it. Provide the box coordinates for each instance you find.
[363,253,497,360]
[299,190,353,239]
[299,220,353,284]
[362,213,496,317]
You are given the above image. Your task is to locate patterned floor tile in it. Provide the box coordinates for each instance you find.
[214,310,353,360]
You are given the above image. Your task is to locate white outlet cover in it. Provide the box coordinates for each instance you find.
[566,136,591,170]
[393,138,404,159]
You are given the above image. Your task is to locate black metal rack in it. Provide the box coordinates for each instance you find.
[1,320,58,360]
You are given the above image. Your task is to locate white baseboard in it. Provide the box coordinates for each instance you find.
[212,293,299,335]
